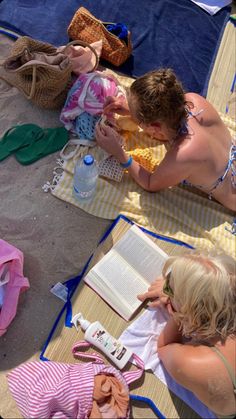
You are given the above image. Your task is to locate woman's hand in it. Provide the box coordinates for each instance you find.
[103,96,130,117]
[137,277,169,308]
[95,122,125,160]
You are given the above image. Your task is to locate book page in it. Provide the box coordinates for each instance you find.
[93,250,148,305]
[85,258,144,321]
[85,249,146,317]
[84,224,168,320]
[114,225,168,284]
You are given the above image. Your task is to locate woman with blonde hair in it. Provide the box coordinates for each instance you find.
[95,68,236,211]
[138,253,236,418]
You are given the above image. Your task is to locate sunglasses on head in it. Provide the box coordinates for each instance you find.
[163,270,174,298]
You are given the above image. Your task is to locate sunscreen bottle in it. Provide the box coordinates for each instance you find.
[72,313,132,369]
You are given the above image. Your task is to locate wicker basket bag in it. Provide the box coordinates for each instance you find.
[0,36,99,109]
[68,7,132,67]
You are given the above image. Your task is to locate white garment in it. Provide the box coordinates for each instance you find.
[190,0,231,15]
[119,307,216,418]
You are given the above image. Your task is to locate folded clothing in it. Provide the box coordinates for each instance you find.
[58,40,102,76]
[105,23,128,41]
[90,374,129,418]
[7,347,143,419]
[0,239,29,336]
[0,124,69,165]
[60,71,125,134]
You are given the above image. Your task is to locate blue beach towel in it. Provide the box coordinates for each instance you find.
[0,0,230,93]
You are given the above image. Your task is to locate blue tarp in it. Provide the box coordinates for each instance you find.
[0,0,230,94]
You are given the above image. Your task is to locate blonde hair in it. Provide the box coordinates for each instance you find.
[130,68,191,133]
[162,254,236,342]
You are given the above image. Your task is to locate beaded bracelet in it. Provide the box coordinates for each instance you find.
[120,155,133,168]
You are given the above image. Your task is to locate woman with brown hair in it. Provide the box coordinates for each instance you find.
[95,69,236,211]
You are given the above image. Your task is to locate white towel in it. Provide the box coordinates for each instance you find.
[119,307,216,418]
[190,0,231,15]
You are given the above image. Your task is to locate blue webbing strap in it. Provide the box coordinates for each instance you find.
[226,72,236,113]
[0,21,27,39]
[130,394,166,419]
[63,252,94,328]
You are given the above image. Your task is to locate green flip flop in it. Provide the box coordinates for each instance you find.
[0,124,43,161]
[15,126,69,165]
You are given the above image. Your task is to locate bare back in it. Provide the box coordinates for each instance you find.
[159,337,236,416]
[175,93,235,210]
[187,339,236,416]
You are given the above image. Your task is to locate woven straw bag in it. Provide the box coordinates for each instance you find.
[68,7,132,67]
[0,36,99,109]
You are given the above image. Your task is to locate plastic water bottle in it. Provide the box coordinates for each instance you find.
[73,154,98,201]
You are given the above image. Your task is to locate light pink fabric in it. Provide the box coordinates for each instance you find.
[58,40,103,75]
[7,342,144,419]
[0,239,29,336]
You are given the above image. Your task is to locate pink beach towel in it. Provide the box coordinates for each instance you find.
[60,71,125,132]
[0,239,29,336]
[7,342,144,419]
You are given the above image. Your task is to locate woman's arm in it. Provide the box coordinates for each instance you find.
[125,151,192,191]
[158,337,205,398]
[157,319,194,390]
[158,316,182,348]
[95,124,192,191]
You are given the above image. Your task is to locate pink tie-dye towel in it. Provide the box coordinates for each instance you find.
[60,71,125,132]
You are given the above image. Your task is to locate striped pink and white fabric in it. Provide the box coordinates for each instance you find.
[7,344,144,419]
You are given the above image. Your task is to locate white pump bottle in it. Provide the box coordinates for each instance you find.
[72,313,132,369]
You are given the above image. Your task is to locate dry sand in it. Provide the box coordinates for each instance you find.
[0,34,110,418]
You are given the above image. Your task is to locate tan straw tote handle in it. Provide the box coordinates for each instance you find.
[63,40,99,72]
[26,40,99,100]
[28,65,37,99]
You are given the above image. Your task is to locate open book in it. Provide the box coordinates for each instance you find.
[83,225,168,321]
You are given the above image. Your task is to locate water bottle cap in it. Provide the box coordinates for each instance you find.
[83,154,94,166]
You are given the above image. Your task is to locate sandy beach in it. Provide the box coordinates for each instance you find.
[0,33,111,418]
[0,3,235,415]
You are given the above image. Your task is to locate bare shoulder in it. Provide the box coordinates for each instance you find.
[185,92,222,122]
[185,92,210,110]
[158,343,218,390]
[185,92,206,105]
[158,342,236,414]
[158,342,200,367]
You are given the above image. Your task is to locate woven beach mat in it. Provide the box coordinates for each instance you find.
[41,215,201,419]
[206,18,236,117]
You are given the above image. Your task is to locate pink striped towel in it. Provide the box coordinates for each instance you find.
[7,341,144,418]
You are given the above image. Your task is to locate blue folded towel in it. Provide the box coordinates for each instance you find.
[0,0,231,94]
